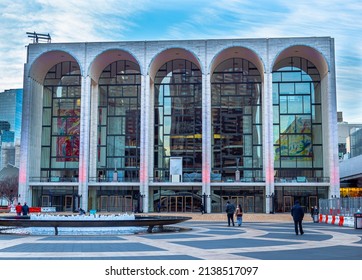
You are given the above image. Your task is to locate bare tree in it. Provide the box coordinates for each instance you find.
[0,176,19,205]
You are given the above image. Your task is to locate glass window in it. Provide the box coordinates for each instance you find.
[154,59,202,181]
[273,57,322,179]
[280,83,294,94]
[97,60,141,182]
[211,58,262,180]
[288,95,303,114]
[295,83,310,94]
[41,61,81,179]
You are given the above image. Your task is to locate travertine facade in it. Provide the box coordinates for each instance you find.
[19,37,339,213]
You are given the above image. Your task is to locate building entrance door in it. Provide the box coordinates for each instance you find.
[221,196,246,212]
[159,195,194,212]
[41,195,50,207]
[284,196,293,212]
[184,196,193,212]
[231,196,244,209]
[170,196,183,212]
[309,196,318,209]
[99,195,108,211]
[245,196,254,212]
[64,195,73,212]
[122,195,133,212]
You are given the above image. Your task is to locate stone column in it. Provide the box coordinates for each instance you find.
[18,71,32,205]
[203,73,212,213]
[263,70,274,213]
[325,44,339,198]
[79,75,91,211]
[141,74,150,212]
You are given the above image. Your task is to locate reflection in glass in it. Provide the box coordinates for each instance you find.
[97,60,141,182]
[211,58,262,181]
[154,59,202,182]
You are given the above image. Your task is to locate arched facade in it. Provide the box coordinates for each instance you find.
[19,37,338,214]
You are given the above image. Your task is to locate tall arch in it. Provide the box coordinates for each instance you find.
[87,49,142,212]
[29,50,82,83]
[272,45,335,210]
[210,47,264,181]
[210,46,265,77]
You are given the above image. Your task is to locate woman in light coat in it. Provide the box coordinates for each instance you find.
[235,204,243,226]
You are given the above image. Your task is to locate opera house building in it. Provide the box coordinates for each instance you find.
[18,37,339,214]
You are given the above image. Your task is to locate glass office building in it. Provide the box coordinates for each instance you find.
[19,37,339,213]
[0,88,23,169]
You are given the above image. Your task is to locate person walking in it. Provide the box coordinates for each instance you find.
[311,205,319,223]
[200,203,205,214]
[291,200,304,235]
[22,202,30,216]
[15,202,22,216]
[225,201,235,226]
[235,204,243,226]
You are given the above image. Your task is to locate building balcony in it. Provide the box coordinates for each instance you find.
[274,177,330,183]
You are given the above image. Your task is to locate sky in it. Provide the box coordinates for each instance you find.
[0,0,361,123]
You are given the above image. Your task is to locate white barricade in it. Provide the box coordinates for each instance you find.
[41,207,56,212]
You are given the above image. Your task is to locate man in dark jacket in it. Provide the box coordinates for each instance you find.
[22,202,30,216]
[291,200,304,235]
[225,201,235,226]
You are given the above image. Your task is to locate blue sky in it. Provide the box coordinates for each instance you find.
[0,0,361,122]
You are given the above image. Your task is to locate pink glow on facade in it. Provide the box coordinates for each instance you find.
[202,163,210,183]
[265,162,274,184]
[78,162,86,183]
[18,166,27,184]
[140,162,147,183]
[330,166,340,186]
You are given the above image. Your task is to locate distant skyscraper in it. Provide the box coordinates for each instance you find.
[0,88,23,169]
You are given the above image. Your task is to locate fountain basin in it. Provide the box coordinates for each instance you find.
[0,215,192,235]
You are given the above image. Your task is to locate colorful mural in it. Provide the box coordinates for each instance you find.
[56,109,80,161]
[275,116,312,160]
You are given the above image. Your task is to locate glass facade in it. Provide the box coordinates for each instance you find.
[23,38,337,214]
[350,128,362,158]
[97,60,141,182]
[211,58,262,182]
[154,59,202,182]
[273,57,323,181]
[41,61,81,181]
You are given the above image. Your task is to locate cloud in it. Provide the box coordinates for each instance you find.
[0,0,150,91]
[163,0,362,122]
[0,0,361,122]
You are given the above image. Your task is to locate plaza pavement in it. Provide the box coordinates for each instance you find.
[0,213,362,260]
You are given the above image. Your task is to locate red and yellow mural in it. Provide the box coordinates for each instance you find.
[56,109,80,161]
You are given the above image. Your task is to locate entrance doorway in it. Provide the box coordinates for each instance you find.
[158,195,197,212]
[64,195,73,211]
[283,196,293,212]
[221,196,252,212]
[41,195,50,207]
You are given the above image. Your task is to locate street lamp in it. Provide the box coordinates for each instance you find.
[137,193,146,213]
[266,193,275,214]
[202,193,210,214]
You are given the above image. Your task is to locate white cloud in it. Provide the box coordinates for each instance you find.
[0,0,361,122]
[0,0,150,92]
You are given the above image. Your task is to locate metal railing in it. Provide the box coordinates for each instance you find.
[274,177,330,183]
[319,197,362,217]
[29,176,266,183]
[29,177,78,183]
